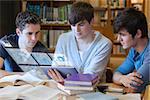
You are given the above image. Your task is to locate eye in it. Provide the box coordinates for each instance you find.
[79,22,85,26]
[79,23,84,26]
[121,34,126,36]
[28,32,33,35]
[119,32,126,36]
[35,31,40,35]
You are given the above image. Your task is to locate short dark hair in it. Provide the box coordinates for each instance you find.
[15,11,41,31]
[69,1,94,25]
[113,8,148,38]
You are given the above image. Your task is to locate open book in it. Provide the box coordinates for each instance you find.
[0,84,61,100]
[0,72,48,87]
[77,92,118,100]
[57,83,91,95]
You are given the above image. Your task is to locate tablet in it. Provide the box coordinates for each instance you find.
[19,65,50,80]
[31,52,52,66]
[41,66,78,78]
[5,47,37,65]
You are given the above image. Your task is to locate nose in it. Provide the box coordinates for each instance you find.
[117,34,121,42]
[75,25,80,32]
[31,34,36,41]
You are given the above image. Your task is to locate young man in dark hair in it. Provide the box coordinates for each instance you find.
[0,11,49,77]
[48,1,112,82]
[113,8,150,93]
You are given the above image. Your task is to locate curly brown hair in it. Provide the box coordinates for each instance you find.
[15,11,41,31]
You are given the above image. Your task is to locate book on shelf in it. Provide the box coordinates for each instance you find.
[57,83,91,95]
[64,73,99,86]
[40,30,49,47]
[110,0,127,8]
[26,1,72,23]
[112,44,126,55]
[41,30,70,48]
[99,0,108,8]
[89,0,100,7]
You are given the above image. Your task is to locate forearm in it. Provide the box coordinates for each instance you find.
[0,57,9,77]
[0,69,10,78]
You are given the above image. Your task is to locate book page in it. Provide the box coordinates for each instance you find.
[57,83,91,95]
[0,74,23,83]
[106,93,141,100]
[0,85,33,100]
[0,72,44,85]
[19,85,61,100]
[77,92,118,100]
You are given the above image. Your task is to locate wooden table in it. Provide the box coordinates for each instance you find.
[0,73,146,100]
[142,85,150,100]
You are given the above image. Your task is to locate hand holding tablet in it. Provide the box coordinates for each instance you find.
[41,66,78,79]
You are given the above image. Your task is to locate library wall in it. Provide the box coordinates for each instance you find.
[0,0,148,71]
[22,0,131,56]
[21,0,147,56]
[22,0,73,50]
[0,1,21,38]
[144,0,150,36]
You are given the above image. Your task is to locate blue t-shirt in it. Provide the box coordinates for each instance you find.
[116,39,150,73]
[116,38,150,92]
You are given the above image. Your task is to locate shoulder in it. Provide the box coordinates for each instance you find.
[59,31,72,39]
[144,38,150,55]
[33,41,49,52]
[1,32,17,41]
[58,31,73,42]
[0,33,18,47]
[146,38,150,50]
[95,31,112,48]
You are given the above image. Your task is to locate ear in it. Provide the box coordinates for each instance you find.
[90,18,94,25]
[135,29,142,38]
[16,28,21,36]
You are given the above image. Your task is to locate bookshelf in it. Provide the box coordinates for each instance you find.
[131,0,144,11]
[88,0,131,57]
[22,0,74,52]
[21,0,145,56]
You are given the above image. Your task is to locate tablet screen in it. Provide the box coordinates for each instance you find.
[5,48,37,65]
[32,52,52,66]
[41,66,78,78]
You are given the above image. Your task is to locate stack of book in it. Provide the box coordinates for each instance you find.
[57,74,99,95]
